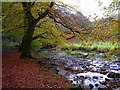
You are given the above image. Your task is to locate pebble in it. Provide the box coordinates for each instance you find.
[58,70,68,76]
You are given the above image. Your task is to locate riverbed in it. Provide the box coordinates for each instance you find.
[38,49,120,89]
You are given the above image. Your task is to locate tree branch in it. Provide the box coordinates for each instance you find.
[48,13,81,34]
[30,2,36,7]
[22,2,35,21]
[35,2,54,23]
[66,35,76,40]
[32,32,48,40]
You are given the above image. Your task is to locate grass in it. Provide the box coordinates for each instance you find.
[65,41,119,51]
[60,41,119,59]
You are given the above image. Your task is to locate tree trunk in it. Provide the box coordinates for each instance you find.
[20,24,35,59]
[18,36,25,52]
[19,2,36,59]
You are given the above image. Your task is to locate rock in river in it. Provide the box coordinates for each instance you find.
[58,69,68,76]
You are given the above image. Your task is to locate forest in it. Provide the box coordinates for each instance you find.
[2,0,120,89]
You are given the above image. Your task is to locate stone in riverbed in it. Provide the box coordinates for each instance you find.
[100,68,106,71]
[50,63,59,67]
[111,70,120,74]
[93,76,98,79]
[110,64,119,69]
[89,84,94,89]
[64,66,71,70]
[95,83,99,86]
[72,66,84,70]
[58,70,68,76]
[107,72,120,78]
[99,81,107,85]
[105,78,110,81]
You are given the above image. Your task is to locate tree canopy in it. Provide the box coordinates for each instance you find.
[2,1,120,59]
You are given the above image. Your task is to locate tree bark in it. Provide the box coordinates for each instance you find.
[19,2,36,59]
[20,24,35,58]
[18,36,25,52]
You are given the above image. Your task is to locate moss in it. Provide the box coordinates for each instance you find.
[70,51,84,55]
[35,53,46,55]
[59,65,65,68]
[53,73,60,76]
[42,67,48,71]
[87,52,107,58]
[68,85,83,90]
[68,85,78,89]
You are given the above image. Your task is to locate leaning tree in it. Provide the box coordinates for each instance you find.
[2,2,92,59]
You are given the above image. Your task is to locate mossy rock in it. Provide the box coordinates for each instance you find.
[107,72,120,78]
[68,85,83,90]
[91,47,97,51]
[88,52,106,58]
[70,51,85,55]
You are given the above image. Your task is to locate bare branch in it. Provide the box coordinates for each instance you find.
[66,35,77,40]
[48,12,81,34]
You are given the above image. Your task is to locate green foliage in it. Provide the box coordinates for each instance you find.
[2,30,23,47]
[2,2,24,31]
[88,52,106,58]
[68,51,88,58]
[35,53,46,55]
[103,0,119,16]
[31,39,43,51]
[33,17,68,50]
[2,2,119,58]
[69,51,84,56]
[42,67,48,71]
[31,2,51,18]
[2,2,68,50]
[2,39,19,47]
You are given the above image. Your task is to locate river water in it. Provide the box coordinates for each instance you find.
[39,50,120,89]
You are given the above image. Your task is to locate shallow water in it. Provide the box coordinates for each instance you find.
[42,50,120,89]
